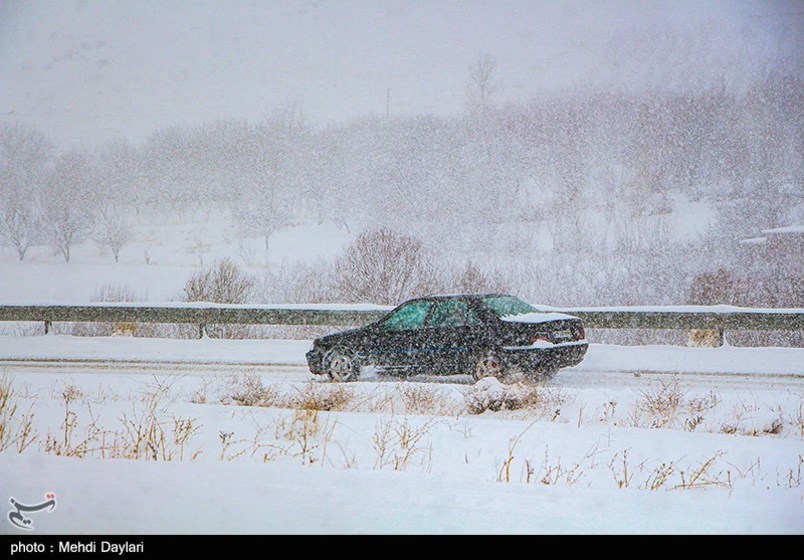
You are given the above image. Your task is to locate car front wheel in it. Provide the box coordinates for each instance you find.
[323,347,361,382]
[472,351,505,382]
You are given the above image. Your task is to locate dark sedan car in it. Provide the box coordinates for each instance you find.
[306,294,588,382]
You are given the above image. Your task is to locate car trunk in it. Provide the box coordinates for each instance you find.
[498,314,586,347]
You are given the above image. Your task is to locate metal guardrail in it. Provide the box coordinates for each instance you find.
[559,308,804,331]
[0,304,390,338]
[0,303,801,342]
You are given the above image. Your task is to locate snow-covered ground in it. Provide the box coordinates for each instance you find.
[0,219,352,304]
[1,342,802,534]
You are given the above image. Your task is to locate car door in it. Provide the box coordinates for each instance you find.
[424,300,483,374]
[374,300,433,373]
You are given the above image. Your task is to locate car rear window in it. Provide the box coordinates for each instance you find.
[482,296,536,317]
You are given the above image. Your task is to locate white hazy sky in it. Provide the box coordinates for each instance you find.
[0,0,800,147]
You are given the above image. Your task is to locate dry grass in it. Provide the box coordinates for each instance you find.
[465,382,548,415]
[794,399,804,440]
[684,415,705,432]
[720,423,739,435]
[190,380,212,405]
[354,389,396,414]
[373,417,435,472]
[222,377,354,412]
[673,451,731,491]
[495,420,545,484]
[397,385,459,416]
[39,384,201,462]
[112,387,200,461]
[61,384,83,404]
[718,402,787,438]
[784,455,802,488]
[686,391,721,416]
[609,450,634,489]
[0,374,18,452]
[398,385,439,415]
[536,454,584,487]
[271,408,338,465]
[224,374,281,407]
[0,375,40,454]
[643,462,677,491]
[291,383,353,412]
[627,379,727,433]
[635,376,686,428]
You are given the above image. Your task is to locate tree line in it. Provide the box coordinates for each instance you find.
[1,72,801,307]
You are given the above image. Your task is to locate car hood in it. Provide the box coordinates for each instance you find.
[316,326,368,346]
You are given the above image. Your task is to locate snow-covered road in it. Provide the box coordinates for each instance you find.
[2,360,803,395]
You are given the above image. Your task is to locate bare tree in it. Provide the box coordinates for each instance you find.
[1,191,40,261]
[183,258,256,339]
[332,228,441,304]
[455,260,507,293]
[0,125,52,260]
[233,105,309,252]
[96,204,133,262]
[466,54,498,112]
[184,258,255,304]
[40,152,97,263]
[233,183,290,251]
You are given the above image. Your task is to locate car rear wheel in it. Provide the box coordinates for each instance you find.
[323,347,361,382]
[473,351,505,382]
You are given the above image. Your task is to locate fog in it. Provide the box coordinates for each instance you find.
[1,0,800,146]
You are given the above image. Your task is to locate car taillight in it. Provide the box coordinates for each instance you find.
[530,334,551,345]
[574,327,585,341]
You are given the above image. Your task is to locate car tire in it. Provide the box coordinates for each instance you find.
[472,350,506,382]
[323,347,361,382]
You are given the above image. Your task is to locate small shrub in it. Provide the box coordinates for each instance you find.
[373,417,435,472]
[635,376,685,428]
[184,258,254,304]
[224,374,279,407]
[331,228,441,304]
[397,385,457,416]
[0,375,18,452]
[291,383,354,412]
[644,462,677,491]
[673,451,731,490]
[275,409,325,465]
[183,258,255,339]
[464,378,546,414]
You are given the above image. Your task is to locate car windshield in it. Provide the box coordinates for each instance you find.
[482,296,537,317]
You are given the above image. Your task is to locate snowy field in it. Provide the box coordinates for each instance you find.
[1,342,802,534]
[0,219,354,305]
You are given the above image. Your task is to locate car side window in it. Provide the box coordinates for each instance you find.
[428,301,480,328]
[382,301,433,331]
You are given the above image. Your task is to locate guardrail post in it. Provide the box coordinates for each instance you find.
[199,323,207,339]
[44,320,52,335]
